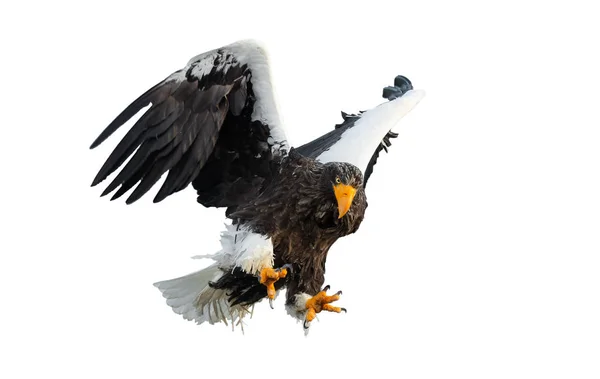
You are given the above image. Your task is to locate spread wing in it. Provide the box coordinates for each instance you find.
[90,40,288,207]
[296,76,425,186]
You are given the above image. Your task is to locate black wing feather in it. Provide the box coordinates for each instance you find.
[100,107,187,196]
[154,103,224,202]
[90,52,254,204]
[90,80,178,150]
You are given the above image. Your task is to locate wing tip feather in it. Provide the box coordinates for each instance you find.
[91,173,105,188]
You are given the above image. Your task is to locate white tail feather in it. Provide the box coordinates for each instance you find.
[155,223,273,328]
[154,263,253,327]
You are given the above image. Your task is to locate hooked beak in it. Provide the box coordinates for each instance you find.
[333,184,357,219]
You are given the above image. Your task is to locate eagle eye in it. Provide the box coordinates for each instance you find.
[335,177,341,184]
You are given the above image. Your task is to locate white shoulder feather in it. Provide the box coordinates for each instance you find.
[317,89,425,175]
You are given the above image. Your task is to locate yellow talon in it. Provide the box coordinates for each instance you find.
[304,285,346,329]
[259,266,289,307]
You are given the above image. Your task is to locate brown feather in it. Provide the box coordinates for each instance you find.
[215,150,367,306]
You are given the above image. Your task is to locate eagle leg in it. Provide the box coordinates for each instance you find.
[259,265,292,309]
[303,286,347,329]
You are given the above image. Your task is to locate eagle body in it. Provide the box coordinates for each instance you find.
[210,150,367,309]
[90,40,424,331]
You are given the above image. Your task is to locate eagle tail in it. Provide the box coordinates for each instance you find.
[153,264,252,328]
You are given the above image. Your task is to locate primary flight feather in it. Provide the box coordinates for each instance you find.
[91,40,425,332]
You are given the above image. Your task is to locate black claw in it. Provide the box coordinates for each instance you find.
[341,308,347,313]
[323,285,331,292]
[303,320,310,329]
[335,290,343,296]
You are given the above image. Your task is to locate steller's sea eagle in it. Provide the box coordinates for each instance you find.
[90,40,425,332]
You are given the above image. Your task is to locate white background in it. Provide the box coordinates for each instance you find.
[1,1,599,378]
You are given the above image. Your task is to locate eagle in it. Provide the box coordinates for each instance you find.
[90,40,425,332]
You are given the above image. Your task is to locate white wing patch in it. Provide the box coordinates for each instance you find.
[317,89,426,175]
[179,40,288,153]
[189,52,219,78]
[226,40,288,152]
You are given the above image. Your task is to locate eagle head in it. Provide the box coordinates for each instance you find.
[321,162,363,219]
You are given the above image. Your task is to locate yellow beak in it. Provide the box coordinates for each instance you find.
[333,183,357,219]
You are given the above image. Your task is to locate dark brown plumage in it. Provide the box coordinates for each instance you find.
[210,149,366,307]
